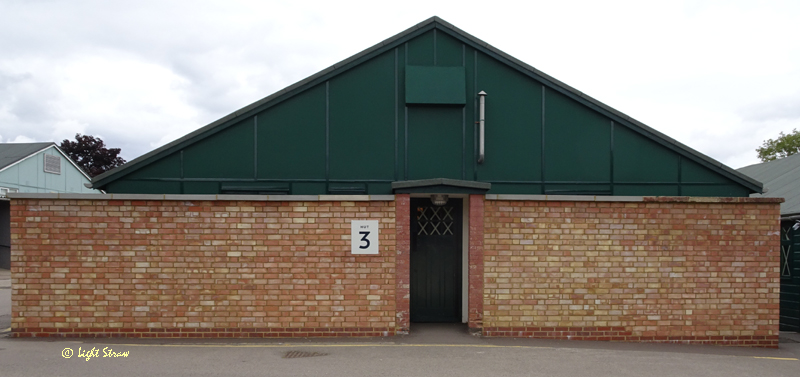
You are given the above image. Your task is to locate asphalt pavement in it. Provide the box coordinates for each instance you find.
[1,268,798,377]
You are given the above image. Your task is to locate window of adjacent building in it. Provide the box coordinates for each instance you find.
[44,154,61,174]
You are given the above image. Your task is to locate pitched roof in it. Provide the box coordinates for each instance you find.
[0,142,93,181]
[0,142,54,171]
[737,153,800,217]
[90,16,764,194]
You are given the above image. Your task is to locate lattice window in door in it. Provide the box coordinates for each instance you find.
[416,206,454,236]
[781,224,792,277]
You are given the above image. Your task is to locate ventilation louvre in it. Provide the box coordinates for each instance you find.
[44,154,61,174]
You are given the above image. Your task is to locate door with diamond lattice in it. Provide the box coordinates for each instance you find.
[410,197,462,322]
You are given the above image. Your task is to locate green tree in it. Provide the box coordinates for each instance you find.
[59,134,126,177]
[756,129,800,162]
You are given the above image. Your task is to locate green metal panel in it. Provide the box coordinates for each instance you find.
[487,183,544,195]
[614,125,678,183]
[127,152,181,179]
[329,51,395,181]
[220,182,290,194]
[397,46,407,181]
[105,180,181,194]
[368,183,392,194]
[613,185,679,196]
[544,184,612,195]
[406,30,434,66]
[328,182,367,194]
[475,53,542,182]
[257,85,326,179]
[183,181,219,194]
[290,183,327,195]
[681,159,731,184]
[463,46,476,181]
[544,89,611,183]
[680,184,749,197]
[183,119,254,178]
[407,106,463,180]
[405,66,466,105]
[435,30,463,67]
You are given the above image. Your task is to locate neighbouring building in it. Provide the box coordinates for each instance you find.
[9,17,782,347]
[738,153,800,332]
[0,142,96,269]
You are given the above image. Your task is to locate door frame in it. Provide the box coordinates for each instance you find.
[409,193,469,323]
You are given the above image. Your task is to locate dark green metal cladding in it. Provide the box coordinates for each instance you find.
[781,221,800,332]
[544,89,611,183]
[407,106,463,180]
[329,51,396,181]
[405,66,466,105]
[93,18,761,197]
[257,85,326,180]
[475,53,542,183]
[183,119,254,179]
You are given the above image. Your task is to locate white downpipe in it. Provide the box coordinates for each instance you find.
[478,91,487,164]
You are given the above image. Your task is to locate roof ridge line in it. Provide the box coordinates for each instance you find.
[90,16,763,194]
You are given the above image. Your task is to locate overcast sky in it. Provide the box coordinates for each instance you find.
[1,0,798,169]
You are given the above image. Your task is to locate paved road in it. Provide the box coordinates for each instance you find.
[1,326,799,377]
[1,268,798,377]
[0,268,9,335]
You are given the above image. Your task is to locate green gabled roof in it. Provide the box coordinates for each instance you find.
[91,16,763,194]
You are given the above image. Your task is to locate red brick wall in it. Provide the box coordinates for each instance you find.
[482,197,782,347]
[394,194,410,333]
[468,195,484,331]
[11,198,397,338]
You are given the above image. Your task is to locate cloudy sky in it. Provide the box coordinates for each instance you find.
[1,0,798,169]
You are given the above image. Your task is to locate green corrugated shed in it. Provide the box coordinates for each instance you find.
[90,17,762,197]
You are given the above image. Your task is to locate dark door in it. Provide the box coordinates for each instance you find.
[410,197,462,322]
[780,221,800,331]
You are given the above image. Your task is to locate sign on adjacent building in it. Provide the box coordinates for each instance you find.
[351,220,379,254]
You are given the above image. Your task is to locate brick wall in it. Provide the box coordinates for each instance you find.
[11,197,397,338]
[482,197,782,347]
[468,195,484,331]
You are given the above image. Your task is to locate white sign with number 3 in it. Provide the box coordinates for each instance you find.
[351,220,379,255]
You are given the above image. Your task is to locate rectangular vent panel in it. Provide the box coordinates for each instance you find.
[44,154,61,174]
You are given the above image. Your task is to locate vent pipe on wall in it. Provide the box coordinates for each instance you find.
[478,91,487,164]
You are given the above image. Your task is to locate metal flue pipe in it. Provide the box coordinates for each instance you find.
[478,91,487,164]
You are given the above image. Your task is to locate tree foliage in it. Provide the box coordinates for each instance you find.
[59,134,126,177]
[756,129,800,162]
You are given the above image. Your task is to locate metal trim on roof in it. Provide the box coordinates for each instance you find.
[393,178,491,190]
[90,16,763,194]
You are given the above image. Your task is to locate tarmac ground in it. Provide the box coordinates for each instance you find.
[1,268,799,377]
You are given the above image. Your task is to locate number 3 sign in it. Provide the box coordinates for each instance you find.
[351,220,379,255]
